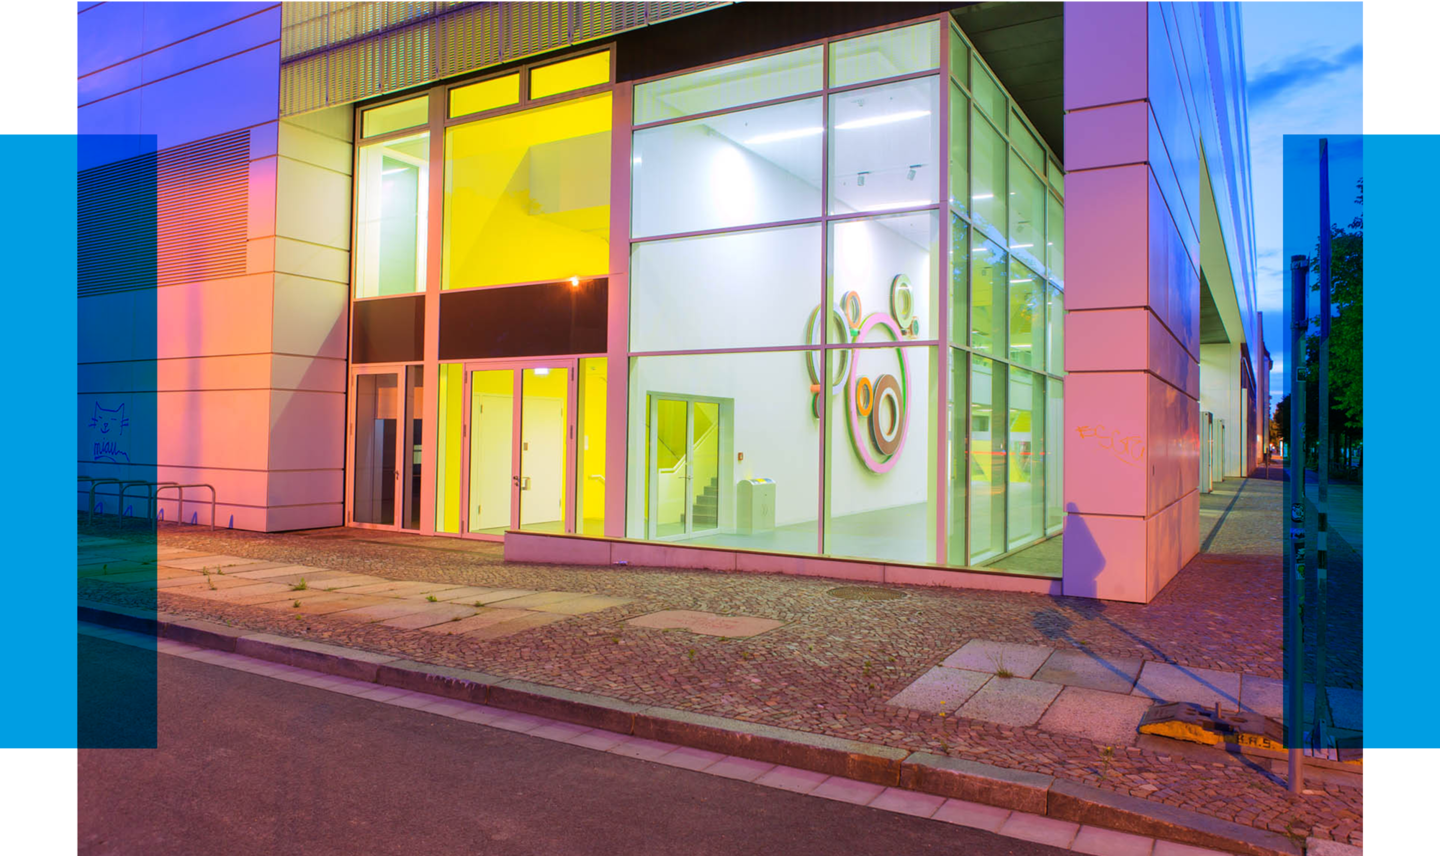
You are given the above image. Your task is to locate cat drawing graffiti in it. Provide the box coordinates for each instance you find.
[88,402,130,463]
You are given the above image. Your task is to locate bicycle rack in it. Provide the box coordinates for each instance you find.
[84,478,121,526]
[153,484,217,531]
[118,481,179,524]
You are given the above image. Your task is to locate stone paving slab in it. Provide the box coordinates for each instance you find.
[1071,825,1156,856]
[228,565,325,580]
[1131,663,1243,710]
[1238,676,1363,732]
[943,640,1054,678]
[264,594,392,615]
[626,609,784,638]
[887,666,991,714]
[459,588,535,604]
[310,575,395,591]
[252,570,354,588]
[419,608,534,635]
[230,586,334,607]
[167,576,262,593]
[154,574,207,589]
[957,677,1063,728]
[530,595,634,615]
[189,582,293,602]
[932,798,1012,832]
[405,586,497,602]
[1033,649,1143,694]
[998,813,1079,849]
[161,555,268,570]
[483,591,588,610]
[342,580,455,597]
[330,601,437,623]
[463,611,568,640]
[1037,686,1155,748]
[380,604,477,630]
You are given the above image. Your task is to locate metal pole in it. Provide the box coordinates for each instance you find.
[1287,254,1309,793]
[1313,138,1333,753]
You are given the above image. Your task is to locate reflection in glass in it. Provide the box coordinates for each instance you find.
[829,21,940,87]
[1009,151,1046,274]
[969,59,1005,123]
[1008,261,1043,369]
[825,346,936,564]
[355,134,429,298]
[829,77,939,215]
[971,111,1007,240]
[1046,377,1064,535]
[468,369,514,535]
[1048,192,1065,282]
[445,94,611,289]
[948,348,968,564]
[948,82,968,213]
[950,215,969,348]
[971,234,1006,357]
[1007,369,1044,550]
[948,26,969,88]
[627,352,819,554]
[632,97,822,238]
[634,46,823,124]
[969,356,1005,563]
[1047,286,1065,373]
[354,373,399,525]
[519,367,570,533]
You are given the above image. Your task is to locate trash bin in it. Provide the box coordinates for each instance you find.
[736,478,775,535]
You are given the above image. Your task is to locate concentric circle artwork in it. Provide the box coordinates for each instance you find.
[806,279,916,474]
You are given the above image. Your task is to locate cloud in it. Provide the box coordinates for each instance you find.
[1247,44,1363,109]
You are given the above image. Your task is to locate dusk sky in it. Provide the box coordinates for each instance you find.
[1241,2,1363,406]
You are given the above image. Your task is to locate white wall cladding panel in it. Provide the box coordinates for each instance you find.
[281,1,729,116]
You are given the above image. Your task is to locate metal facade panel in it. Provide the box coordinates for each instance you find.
[280,1,729,116]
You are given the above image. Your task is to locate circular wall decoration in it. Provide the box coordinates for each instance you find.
[804,305,852,399]
[841,290,863,332]
[855,376,874,417]
[870,374,903,456]
[889,275,914,329]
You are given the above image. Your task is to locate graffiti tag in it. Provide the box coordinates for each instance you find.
[1076,424,1145,467]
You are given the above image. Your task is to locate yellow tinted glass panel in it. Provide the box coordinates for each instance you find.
[450,74,520,118]
[529,51,610,100]
[444,93,612,290]
[363,95,429,137]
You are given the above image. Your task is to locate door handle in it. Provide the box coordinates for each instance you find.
[512,475,521,487]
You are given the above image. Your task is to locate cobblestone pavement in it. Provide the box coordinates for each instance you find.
[78,477,1361,847]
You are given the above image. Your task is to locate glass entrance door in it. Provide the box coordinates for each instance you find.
[353,372,399,525]
[646,396,721,540]
[459,360,577,539]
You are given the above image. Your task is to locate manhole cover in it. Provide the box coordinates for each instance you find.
[827,586,905,602]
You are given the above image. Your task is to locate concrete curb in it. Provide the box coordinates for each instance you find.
[77,602,1319,856]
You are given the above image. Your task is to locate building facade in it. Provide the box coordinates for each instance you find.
[78,1,1261,604]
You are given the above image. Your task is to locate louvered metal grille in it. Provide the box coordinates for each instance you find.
[78,130,250,298]
[281,1,729,116]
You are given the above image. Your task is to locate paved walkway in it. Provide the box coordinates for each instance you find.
[77,476,1361,849]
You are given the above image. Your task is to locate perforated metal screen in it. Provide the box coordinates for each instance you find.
[280,1,727,116]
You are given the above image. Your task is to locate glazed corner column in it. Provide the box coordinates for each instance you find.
[1060,2,1201,603]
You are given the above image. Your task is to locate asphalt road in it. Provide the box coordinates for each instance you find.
[78,635,1071,856]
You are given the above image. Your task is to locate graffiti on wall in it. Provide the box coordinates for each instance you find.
[88,402,131,463]
[1075,424,1144,467]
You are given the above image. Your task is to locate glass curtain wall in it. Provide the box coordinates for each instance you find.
[625,17,1062,568]
[946,19,1066,565]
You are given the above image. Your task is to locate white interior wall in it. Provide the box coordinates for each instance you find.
[1199,342,1243,478]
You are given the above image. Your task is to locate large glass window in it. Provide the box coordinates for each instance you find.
[829,212,938,341]
[1047,286,1065,373]
[1007,369,1044,550]
[634,46,823,125]
[443,93,611,289]
[825,345,936,564]
[355,134,429,298]
[530,51,610,100]
[947,348,968,564]
[1047,192,1065,282]
[1045,378,1064,535]
[828,77,939,215]
[969,59,1005,124]
[971,235,1006,357]
[829,21,940,87]
[1008,151,1045,273]
[631,224,821,352]
[969,355,1005,563]
[948,82,968,214]
[435,363,464,534]
[577,358,607,536]
[626,351,820,554]
[450,74,519,118]
[362,95,428,138]
[971,111,1006,240]
[632,97,822,238]
[1008,260,1043,370]
[950,216,969,348]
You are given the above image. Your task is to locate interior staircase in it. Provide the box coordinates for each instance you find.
[692,476,719,530]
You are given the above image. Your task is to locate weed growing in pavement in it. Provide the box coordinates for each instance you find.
[206,576,216,591]
[862,661,872,677]
[292,600,301,608]
[611,636,621,644]
[451,615,461,622]
[687,648,696,662]
[1283,818,1308,848]
[989,651,1014,679]
[426,594,438,603]
[1099,746,1115,778]
[291,578,308,591]
[739,651,752,661]
[474,601,484,607]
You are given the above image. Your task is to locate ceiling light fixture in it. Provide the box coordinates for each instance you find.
[834,110,931,130]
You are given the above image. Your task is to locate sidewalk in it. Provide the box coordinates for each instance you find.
[78,476,1360,850]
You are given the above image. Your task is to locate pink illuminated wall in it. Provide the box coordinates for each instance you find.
[1062,2,1203,603]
